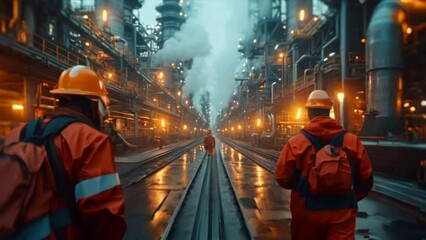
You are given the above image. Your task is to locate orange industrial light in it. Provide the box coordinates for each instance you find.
[299,9,306,21]
[12,104,24,110]
[296,107,302,120]
[337,92,345,103]
[102,9,108,25]
[158,71,164,79]
[256,118,261,127]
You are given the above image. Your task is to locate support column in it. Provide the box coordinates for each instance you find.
[340,0,348,129]
[134,111,138,137]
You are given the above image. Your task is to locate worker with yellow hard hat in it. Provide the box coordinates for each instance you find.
[275,89,373,240]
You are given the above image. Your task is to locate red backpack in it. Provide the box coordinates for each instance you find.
[0,116,82,239]
[301,130,354,196]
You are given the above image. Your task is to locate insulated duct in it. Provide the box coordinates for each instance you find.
[363,0,426,136]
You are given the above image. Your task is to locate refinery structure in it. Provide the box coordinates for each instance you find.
[1,0,426,180]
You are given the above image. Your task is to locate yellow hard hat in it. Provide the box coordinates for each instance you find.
[50,65,110,107]
[305,90,334,109]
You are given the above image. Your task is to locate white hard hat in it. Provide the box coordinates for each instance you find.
[305,90,334,109]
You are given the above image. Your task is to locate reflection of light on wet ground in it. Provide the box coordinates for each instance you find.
[151,200,167,224]
[182,154,187,170]
[157,168,166,184]
[256,165,264,187]
[238,153,243,169]
[222,143,229,155]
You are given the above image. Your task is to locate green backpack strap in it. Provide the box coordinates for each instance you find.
[20,117,43,143]
[40,116,83,139]
[21,116,85,227]
[20,116,84,144]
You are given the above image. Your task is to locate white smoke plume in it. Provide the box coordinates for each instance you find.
[149,0,249,128]
[188,0,249,128]
[152,17,212,65]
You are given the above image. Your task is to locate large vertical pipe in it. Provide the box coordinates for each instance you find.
[340,0,348,129]
[363,0,426,136]
[123,6,137,58]
[364,0,407,136]
[96,0,124,37]
[291,45,298,85]
[134,111,138,137]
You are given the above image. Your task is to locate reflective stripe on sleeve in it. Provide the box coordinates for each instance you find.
[75,173,120,201]
[11,208,72,240]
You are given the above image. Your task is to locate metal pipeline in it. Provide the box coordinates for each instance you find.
[321,14,339,60]
[261,112,276,140]
[268,112,276,139]
[293,54,319,84]
[363,0,426,136]
[304,68,314,86]
[314,14,339,89]
[8,0,19,28]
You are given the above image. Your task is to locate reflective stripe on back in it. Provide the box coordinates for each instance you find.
[75,173,120,201]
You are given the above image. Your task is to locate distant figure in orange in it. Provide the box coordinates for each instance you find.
[203,130,216,156]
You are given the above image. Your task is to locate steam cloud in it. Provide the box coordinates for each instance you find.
[153,17,212,64]
[151,0,249,128]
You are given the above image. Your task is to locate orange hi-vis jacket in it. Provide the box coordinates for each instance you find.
[203,134,215,155]
[12,109,127,239]
[275,116,373,240]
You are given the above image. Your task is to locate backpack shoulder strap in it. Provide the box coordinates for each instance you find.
[20,117,43,143]
[40,116,84,139]
[330,130,347,147]
[44,116,86,229]
[23,116,85,223]
[20,116,84,144]
[41,116,84,197]
[300,129,323,151]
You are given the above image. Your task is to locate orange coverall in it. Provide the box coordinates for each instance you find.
[275,116,373,240]
[12,108,127,239]
[203,134,216,155]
